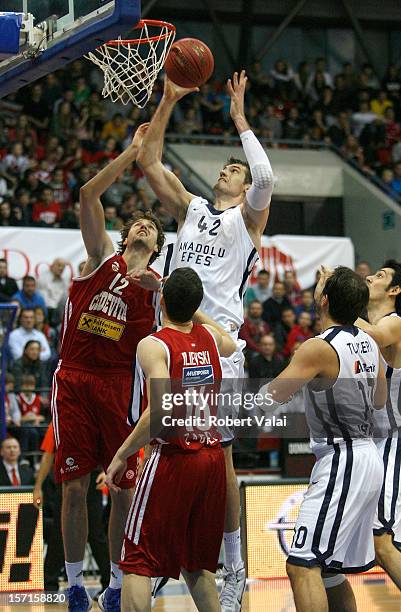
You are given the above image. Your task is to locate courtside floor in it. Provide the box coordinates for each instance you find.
[1,574,400,611]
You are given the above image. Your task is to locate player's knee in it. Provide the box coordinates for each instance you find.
[63,476,89,507]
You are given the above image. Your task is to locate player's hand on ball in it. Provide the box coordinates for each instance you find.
[163,76,199,102]
[126,269,161,291]
[105,454,127,492]
[227,70,248,120]
[132,123,150,149]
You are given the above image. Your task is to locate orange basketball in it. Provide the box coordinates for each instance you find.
[164,38,214,88]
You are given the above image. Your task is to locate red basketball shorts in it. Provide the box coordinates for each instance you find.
[52,362,138,487]
[120,444,226,578]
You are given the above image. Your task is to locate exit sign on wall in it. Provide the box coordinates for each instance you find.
[382,210,395,230]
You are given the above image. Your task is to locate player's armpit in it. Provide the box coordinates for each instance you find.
[356,316,401,348]
[267,339,330,403]
[139,161,194,222]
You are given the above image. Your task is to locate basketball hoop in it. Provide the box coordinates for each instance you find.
[86,19,176,108]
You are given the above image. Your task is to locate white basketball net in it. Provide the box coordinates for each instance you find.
[86,21,175,108]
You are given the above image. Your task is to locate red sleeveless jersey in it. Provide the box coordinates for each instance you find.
[132,324,223,450]
[18,392,41,416]
[60,254,157,372]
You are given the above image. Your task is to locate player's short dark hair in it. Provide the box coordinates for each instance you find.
[384,259,401,314]
[162,268,203,323]
[22,275,35,284]
[225,157,251,185]
[258,269,270,276]
[322,266,369,325]
[117,211,165,265]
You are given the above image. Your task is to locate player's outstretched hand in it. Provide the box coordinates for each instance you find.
[132,123,150,149]
[126,269,161,291]
[105,454,127,493]
[163,76,199,102]
[227,70,247,120]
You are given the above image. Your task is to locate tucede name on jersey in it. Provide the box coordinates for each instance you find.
[346,338,374,355]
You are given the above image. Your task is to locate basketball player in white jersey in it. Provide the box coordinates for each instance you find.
[137,70,274,610]
[263,266,386,611]
[355,260,401,589]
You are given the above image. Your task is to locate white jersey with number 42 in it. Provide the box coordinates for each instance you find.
[166,197,259,335]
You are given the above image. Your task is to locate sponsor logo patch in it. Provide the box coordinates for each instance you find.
[182,364,214,386]
[354,360,376,374]
[112,261,120,272]
[66,457,74,466]
[77,312,125,341]
[125,470,135,480]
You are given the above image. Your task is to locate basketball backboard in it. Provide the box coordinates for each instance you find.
[0,0,141,98]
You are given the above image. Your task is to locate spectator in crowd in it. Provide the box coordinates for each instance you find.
[244,269,272,307]
[31,187,62,227]
[101,113,128,143]
[8,308,51,362]
[272,307,297,353]
[355,260,371,278]
[12,340,49,392]
[21,83,50,132]
[351,101,377,138]
[248,334,285,379]
[12,275,48,315]
[239,300,270,359]
[370,90,393,116]
[0,258,18,302]
[34,307,57,356]
[16,374,45,457]
[283,269,302,306]
[4,373,21,429]
[37,258,69,325]
[103,204,123,230]
[390,161,401,196]
[0,437,34,486]
[283,311,313,357]
[263,281,292,326]
[294,289,316,320]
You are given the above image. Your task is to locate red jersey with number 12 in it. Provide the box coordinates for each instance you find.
[132,323,222,450]
[60,254,157,372]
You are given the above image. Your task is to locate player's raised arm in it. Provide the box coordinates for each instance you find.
[137,77,197,223]
[374,358,387,409]
[228,71,274,238]
[356,315,401,349]
[192,308,236,357]
[79,123,149,272]
[105,338,170,490]
[265,338,330,403]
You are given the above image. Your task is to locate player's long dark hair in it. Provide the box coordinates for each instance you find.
[384,259,401,315]
[117,211,165,265]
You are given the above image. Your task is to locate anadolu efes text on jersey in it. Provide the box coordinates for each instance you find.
[59,254,158,372]
[166,197,259,333]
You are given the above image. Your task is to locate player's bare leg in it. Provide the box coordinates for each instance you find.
[374,533,401,589]
[121,573,151,612]
[220,445,246,611]
[98,489,133,611]
[286,563,328,612]
[62,474,92,610]
[323,574,357,612]
[109,489,133,565]
[181,568,220,612]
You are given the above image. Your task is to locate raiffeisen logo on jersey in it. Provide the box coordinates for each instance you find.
[182,365,214,386]
[354,360,376,374]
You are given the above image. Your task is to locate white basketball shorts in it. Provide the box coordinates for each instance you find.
[373,434,401,550]
[287,439,383,572]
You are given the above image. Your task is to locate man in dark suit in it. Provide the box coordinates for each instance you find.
[0,259,18,303]
[0,437,34,486]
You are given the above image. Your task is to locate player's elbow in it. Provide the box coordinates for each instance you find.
[79,184,94,203]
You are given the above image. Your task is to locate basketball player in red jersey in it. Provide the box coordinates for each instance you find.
[51,124,165,612]
[106,268,236,612]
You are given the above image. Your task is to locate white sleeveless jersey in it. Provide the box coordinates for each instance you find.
[164,197,259,335]
[304,325,380,455]
[373,313,401,436]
